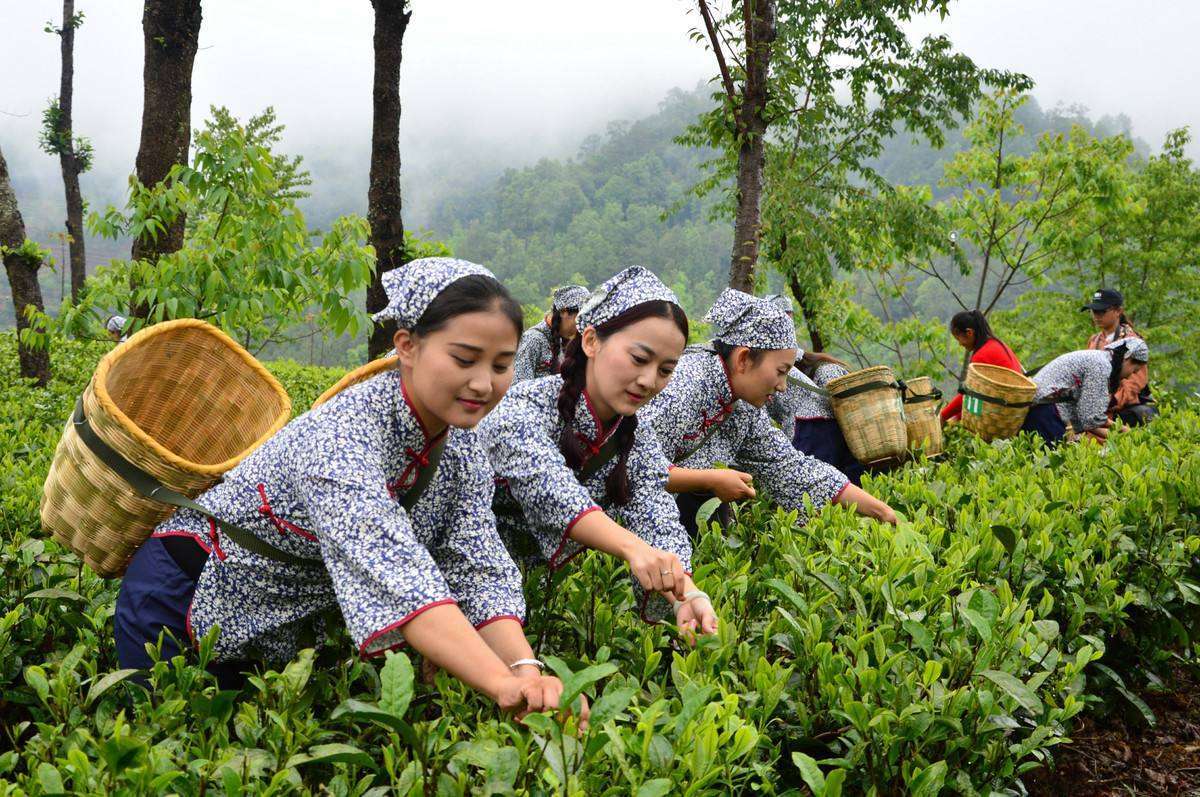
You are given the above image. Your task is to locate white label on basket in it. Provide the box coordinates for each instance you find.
[963,395,983,415]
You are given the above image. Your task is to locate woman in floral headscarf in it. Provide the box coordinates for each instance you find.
[641,289,896,536]
[114,258,584,724]
[481,267,719,636]
[513,284,590,382]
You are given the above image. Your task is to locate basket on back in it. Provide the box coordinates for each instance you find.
[311,356,400,410]
[40,319,291,577]
[828,365,908,464]
[959,363,1037,442]
[902,376,944,457]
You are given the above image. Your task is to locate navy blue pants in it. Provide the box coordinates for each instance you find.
[114,537,247,689]
[1020,403,1066,446]
[793,419,864,486]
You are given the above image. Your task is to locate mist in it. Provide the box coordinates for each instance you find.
[1,0,1197,253]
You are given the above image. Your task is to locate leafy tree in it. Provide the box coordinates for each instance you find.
[67,108,375,354]
[681,0,1029,291]
[1001,126,1200,387]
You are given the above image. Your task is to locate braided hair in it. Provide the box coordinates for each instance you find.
[548,310,567,365]
[556,300,688,505]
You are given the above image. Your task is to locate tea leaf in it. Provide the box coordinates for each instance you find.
[980,670,1044,716]
[379,651,414,719]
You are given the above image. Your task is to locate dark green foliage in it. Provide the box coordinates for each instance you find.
[1,333,1197,794]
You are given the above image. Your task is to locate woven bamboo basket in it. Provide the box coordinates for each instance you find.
[40,319,292,577]
[828,365,908,464]
[902,376,944,457]
[959,363,1037,442]
[311,356,400,410]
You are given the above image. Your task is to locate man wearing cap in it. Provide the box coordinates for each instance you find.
[1080,288,1154,425]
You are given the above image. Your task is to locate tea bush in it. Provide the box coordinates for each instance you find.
[1,333,1197,795]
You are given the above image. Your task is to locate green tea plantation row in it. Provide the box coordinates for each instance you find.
[1,335,1197,795]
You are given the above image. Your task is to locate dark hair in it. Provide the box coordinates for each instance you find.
[547,306,580,365]
[1108,344,1128,394]
[557,300,688,505]
[411,275,523,339]
[712,340,769,366]
[949,309,1015,357]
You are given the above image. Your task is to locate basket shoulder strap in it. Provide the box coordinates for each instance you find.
[577,432,624,483]
[956,385,1038,409]
[786,374,831,397]
[830,379,904,400]
[399,435,446,510]
[673,413,734,465]
[903,386,943,404]
[72,397,317,568]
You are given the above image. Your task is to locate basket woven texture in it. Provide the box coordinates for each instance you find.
[311,356,400,410]
[40,319,292,577]
[959,363,1037,442]
[903,376,944,457]
[828,365,907,464]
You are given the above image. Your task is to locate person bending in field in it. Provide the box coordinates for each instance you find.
[941,310,1023,425]
[641,288,896,538]
[1022,337,1149,446]
[115,257,586,725]
[763,294,864,486]
[480,267,718,636]
[512,284,590,383]
[1082,287,1156,427]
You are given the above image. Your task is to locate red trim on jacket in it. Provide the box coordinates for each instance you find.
[832,481,851,503]
[256,484,318,542]
[548,506,602,570]
[475,614,525,631]
[151,528,213,555]
[358,598,458,658]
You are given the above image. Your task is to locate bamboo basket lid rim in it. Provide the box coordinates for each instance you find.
[966,362,1036,390]
[90,318,292,477]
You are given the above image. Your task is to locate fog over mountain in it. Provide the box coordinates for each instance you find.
[1,0,1196,259]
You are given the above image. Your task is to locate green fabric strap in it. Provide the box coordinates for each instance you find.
[72,397,317,567]
[401,435,445,511]
[785,374,831,397]
[673,415,732,465]
[955,385,1073,409]
[578,434,623,483]
[956,386,1033,409]
[830,380,906,401]
[903,387,943,404]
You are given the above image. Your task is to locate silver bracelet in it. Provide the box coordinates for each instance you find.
[509,658,545,672]
[672,589,711,611]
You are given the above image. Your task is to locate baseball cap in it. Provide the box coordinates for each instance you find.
[1081,288,1124,312]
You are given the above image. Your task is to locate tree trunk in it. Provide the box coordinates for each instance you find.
[788,273,824,353]
[56,0,87,302]
[0,144,52,385]
[365,0,412,362]
[129,0,202,318]
[728,0,776,292]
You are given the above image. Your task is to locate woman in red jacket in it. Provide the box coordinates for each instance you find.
[941,310,1023,423]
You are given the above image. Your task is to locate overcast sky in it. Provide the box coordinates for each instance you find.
[2,0,1197,232]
